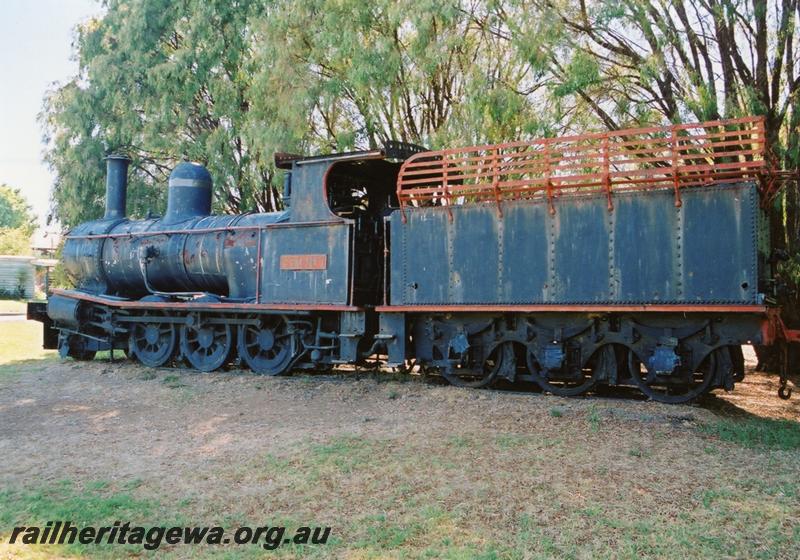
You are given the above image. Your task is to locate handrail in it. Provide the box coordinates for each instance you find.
[395,116,790,221]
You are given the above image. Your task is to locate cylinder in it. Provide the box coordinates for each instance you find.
[164,162,213,224]
[104,154,131,220]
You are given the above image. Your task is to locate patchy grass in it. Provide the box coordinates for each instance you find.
[0,480,153,528]
[1,337,799,558]
[200,430,800,559]
[0,321,56,371]
[587,404,602,432]
[628,445,652,458]
[0,321,54,364]
[162,374,186,389]
[1,419,798,559]
[0,479,157,557]
[699,417,800,450]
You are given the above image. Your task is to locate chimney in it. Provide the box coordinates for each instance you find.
[104,154,131,220]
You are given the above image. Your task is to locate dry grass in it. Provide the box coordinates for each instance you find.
[203,419,799,559]
[0,332,798,558]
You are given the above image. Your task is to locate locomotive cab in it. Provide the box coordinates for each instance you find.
[274,143,424,307]
[326,159,400,306]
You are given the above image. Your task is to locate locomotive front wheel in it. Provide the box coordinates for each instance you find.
[628,350,715,404]
[129,321,176,368]
[526,345,600,397]
[180,318,233,372]
[236,317,296,376]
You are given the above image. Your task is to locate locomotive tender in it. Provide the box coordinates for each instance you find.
[29,116,799,403]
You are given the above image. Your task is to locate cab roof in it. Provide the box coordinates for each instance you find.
[274,141,427,170]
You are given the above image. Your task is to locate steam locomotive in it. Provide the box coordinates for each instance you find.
[29,116,799,403]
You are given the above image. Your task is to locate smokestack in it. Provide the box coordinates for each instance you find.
[104,154,131,220]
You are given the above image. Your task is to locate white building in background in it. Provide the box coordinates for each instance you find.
[0,230,61,299]
[0,255,36,298]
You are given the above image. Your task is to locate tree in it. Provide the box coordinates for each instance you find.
[0,184,35,231]
[486,0,799,244]
[0,228,33,256]
[250,0,551,151]
[42,0,558,228]
[483,1,799,142]
[44,0,798,238]
[42,0,280,228]
[0,185,35,256]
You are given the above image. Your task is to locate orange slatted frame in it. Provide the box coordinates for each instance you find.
[396,116,795,221]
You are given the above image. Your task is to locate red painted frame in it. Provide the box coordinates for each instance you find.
[395,115,795,222]
[51,288,362,313]
[375,304,767,313]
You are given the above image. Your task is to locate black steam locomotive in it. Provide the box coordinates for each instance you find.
[29,116,798,403]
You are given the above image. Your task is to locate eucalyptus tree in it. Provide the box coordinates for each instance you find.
[0,184,36,255]
[42,0,278,227]
[249,0,550,152]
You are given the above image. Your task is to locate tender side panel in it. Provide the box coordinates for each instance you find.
[551,197,610,302]
[400,210,449,303]
[450,207,500,302]
[613,193,678,301]
[501,203,549,301]
[390,182,759,305]
[682,184,757,302]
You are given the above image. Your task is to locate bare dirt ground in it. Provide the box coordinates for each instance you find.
[3,348,796,491]
[0,335,799,558]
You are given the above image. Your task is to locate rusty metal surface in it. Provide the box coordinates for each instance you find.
[389,182,761,306]
[396,116,778,218]
[51,288,362,312]
[263,222,351,305]
[376,304,767,313]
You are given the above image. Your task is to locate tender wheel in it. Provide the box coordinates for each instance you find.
[180,316,233,372]
[628,349,715,404]
[129,320,176,367]
[526,345,600,397]
[441,341,510,388]
[237,317,296,376]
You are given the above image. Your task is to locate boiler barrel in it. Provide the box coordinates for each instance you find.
[62,160,287,300]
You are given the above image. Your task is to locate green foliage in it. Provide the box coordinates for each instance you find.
[0,185,35,231]
[699,418,800,451]
[43,0,555,227]
[42,0,280,227]
[553,51,601,97]
[0,480,153,529]
[0,185,34,255]
[42,0,800,242]
[0,227,32,256]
